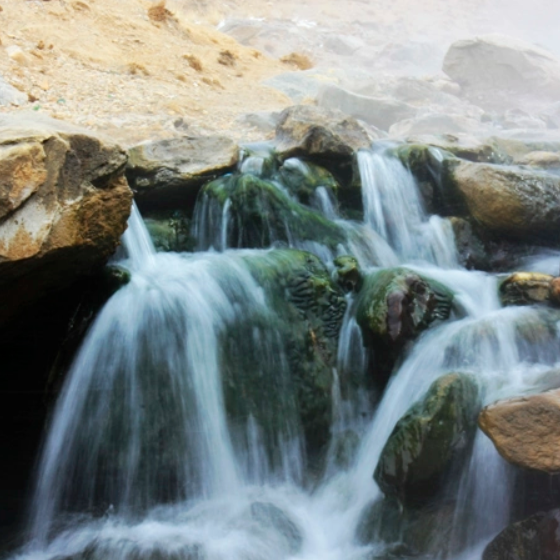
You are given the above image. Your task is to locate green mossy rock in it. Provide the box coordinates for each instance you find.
[221,250,347,458]
[356,267,453,348]
[374,373,479,506]
[144,211,194,253]
[277,158,339,204]
[200,173,346,250]
[333,255,363,292]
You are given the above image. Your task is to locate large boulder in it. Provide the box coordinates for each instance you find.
[317,84,416,132]
[479,389,560,473]
[374,373,480,506]
[274,105,373,163]
[448,161,560,244]
[126,135,239,212]
[443,35,560,110]
[483,509,560,560]
[0,114,132,327]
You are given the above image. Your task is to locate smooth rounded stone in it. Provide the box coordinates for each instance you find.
[0,113,132,327]
[499,272,554,306]
[479,389,560,473]
[126,135,239,212]
[274,104,373,162]
[447,160,560,244]
[374,373,479,506]
[250,502,303,554]
[443,35,560,109]
[317,84,416,132]
[0,74,27,106]
[482,509,560,560]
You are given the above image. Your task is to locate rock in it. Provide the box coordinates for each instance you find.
[144,211,193,252]
[518,151,560,169]
[222,250,347,455]
[448,161,560,244]
[479,389,560,473]
[277,158,339,205]
[551,278,560,305]
[126,135,239,213]
[483,509,560,560]
[0,74,27,106]
[389,111,485,138]
[333,255,363,292]
[195,173,346,251]
[499,272,554,306]
[0,113,132,327]
[449,217,490,271]
[265,71,338,103]
[356,268,453,350]
[374,373,479,506]
[274,105,373,163]
[356,268,454,384]
[443,35,560,110]
[317,84,416,131]
[235,111,281,134]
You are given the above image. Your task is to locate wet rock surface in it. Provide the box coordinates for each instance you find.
[374,373,479,506]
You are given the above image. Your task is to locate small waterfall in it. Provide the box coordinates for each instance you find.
[358,148,458,268]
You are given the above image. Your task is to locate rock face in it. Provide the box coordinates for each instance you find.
[448,161,560,244]
[274,104,373,162]
[499,272,555,306]
[127,135,239,212]
[479,389,560,473]
[443,35,560,109]
[374,373,479,506]
[0,114,132,327]
[317,84,416,132]
[483,509,560,560]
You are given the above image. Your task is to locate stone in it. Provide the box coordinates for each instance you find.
[250,502,303,554]
[374,373,479,506]
[448,160,560,244]
[551,278,560,305]
[518,151,560,169]
[126,135,239,213]
[0,113,132,327]
[443,35,560,110]
[333,255,363,292]
[479,389,560,473]
[317,84,416,131]
[483,509,560,560]
[499,272,554,306]
[449,217,489,271]
[0,74,27,106]
[389,111,484,138]
[274,104,373,162]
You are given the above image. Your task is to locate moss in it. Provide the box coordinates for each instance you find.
[374,373,479,507]
[200,173,346,250]
[277,158,339,204]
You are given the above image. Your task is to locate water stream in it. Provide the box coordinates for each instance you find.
[12,148,560,560]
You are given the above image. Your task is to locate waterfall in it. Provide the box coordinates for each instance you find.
[12,147,560,560]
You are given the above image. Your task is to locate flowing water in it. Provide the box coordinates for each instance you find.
[11,148,560,560]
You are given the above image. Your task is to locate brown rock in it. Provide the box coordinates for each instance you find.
[550,277,560,305]
[499,272,554,306]
[275,104,372,162]
[0,114,132,327]
[479,389,560,472]
[449,161,560,243]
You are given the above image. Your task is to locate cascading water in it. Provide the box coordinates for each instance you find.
[11,148,560,560]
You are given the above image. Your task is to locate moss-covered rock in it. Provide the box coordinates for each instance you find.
[197,173,346,251]
[221,250,347,459]
[144,211,194,252]
[374,373,479,506]
[333,255,363,292]
[277,158,339,205]
[356,268,453,382]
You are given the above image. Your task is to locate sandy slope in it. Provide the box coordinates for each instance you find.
[0,0,292,145]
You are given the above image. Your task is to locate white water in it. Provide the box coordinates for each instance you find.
[13,148,560,560]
